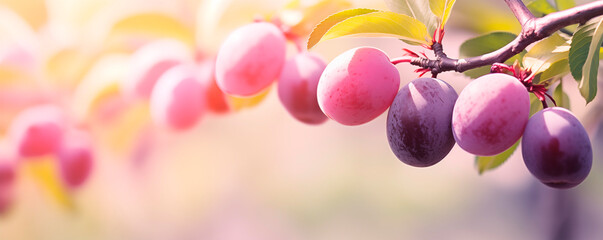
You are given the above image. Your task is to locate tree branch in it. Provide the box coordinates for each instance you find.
[411,0,603,75]
[504,0,534,25]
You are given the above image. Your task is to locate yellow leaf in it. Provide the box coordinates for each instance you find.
[539,59,569,83]
[104,12,195,52]
[72,54,130,123]
[45,47,99,89]
[86,99,151,158]
[227,86,272,111]
[385,0,438,35]
[308,9,430,49]
[323,12,430,45]
[429,0,445,17]
[308,8,379,49]
[282,0,353,37]
[284,0,300,9]
[523,33,569,75]
[442,0,456,27]
[22,156,75,210]
[429,0,457,28]
[95,102,151,155]
[72,53,152,156]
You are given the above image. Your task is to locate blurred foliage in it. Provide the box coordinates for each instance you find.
[450,0,521,34]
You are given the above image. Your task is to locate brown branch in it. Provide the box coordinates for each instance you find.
[411,0,603,75]
[504,0,534,25]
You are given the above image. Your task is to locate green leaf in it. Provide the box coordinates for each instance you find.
[385,0,438,35]
[527,0,557,16]
[570,20,597,81]
[523,33,570,77]
[555,0,575,11]
[307,8,378,49]
[538,59,569,84]
[458,32,517,59]
[569,17,603,104]
[475,140,519,174]
[459,32,522,78]
[429,0,457,28]
[579,19,603,104]
[307,9,430,49]
[553,80,571,109]
[529,93,542,117]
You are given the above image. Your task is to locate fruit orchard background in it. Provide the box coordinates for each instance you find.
[0,0,602,239]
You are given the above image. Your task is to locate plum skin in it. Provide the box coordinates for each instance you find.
[522,107,592,189]
[0,161,15,214]
[55,130,95,189]
[58,144,94,189]
[150,64,205,130]
[197,60,230,114]
[8,104,65,157]
[215,22,286,97]
[277,52,328,125]
[452,73,530,156]
[387,78,458,167]
[124,39,193,99]
[317,47,400,126]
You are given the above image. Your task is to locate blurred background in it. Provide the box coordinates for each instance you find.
[0,0,602,239]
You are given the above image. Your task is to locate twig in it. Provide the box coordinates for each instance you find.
[410,0,603,74]
[504,0,534,25]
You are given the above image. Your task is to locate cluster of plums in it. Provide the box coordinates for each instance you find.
[316,46,592,189]
[218,21,593,189]
[0,104,94,215]
[1,37,215,216]
[215,21,329,124]
[0,17,593,218]
[0,19,330,216]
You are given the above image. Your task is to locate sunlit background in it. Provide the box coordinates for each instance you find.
[0,0,602,239]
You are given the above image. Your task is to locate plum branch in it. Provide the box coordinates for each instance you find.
[504,0,534,25]
[410,0,603,75]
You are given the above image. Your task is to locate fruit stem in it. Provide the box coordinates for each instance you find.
[270,16,305,53]
[533,90,548,108]
[544,91,557,107]
[432,27,445,45]
[415,68,430,77]
[390,57,413,65]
